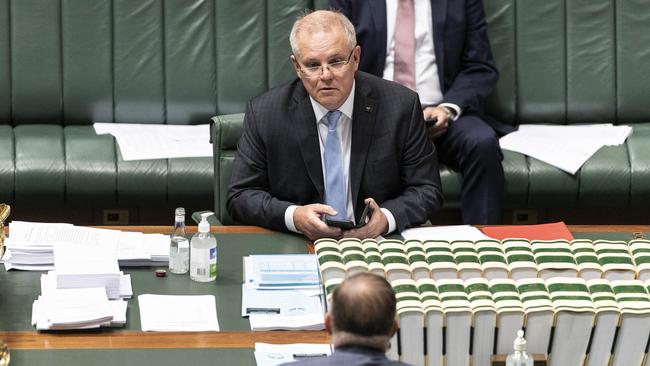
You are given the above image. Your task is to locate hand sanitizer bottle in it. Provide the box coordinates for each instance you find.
[190,212,217,282]
[506,330,534,366]
[169,207,189,274]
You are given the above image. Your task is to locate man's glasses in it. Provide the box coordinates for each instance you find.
[296,49,355,78]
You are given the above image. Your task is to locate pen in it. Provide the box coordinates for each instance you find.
[246,307,281,314]
[292,353,327,359]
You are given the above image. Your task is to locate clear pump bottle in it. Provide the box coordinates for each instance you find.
[190,212,217,282]
[169,207,189,274]
[506,330,534,366]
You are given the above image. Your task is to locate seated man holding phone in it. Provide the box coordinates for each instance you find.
[227,10,442,240]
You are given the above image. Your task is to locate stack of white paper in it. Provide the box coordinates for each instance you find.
[116,232,170,267]
[254,343,332,366]
[53,242,123,299]
[94,123,212,161]
[138,294,219,332]
[242,255,325,331]
[1,221,169,270]
[31,287,126,330]
[40,272,133,300]
[499,124,633,175]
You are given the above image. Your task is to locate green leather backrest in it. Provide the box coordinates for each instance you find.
[485,0,650,125]
[0,0,326,126]
[211,113,244,225]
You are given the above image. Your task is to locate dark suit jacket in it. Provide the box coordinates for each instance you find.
[280,345,412,366]
[331,0,513,135]
[227,71,442,233]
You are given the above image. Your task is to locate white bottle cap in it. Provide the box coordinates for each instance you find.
[198,212,213,233]
[513,329,527,352]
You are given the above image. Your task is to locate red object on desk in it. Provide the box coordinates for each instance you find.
[480,222,575,241]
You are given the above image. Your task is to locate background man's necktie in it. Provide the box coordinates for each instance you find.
[394,0,417,91]
[323,110,347,220]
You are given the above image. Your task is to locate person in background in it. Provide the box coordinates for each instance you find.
[227,10,442,240]
[281,272,410,366]
[330,0,516,224]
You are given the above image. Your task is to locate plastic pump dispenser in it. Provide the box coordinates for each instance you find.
[505,330,533,366]
[190,212,217,282]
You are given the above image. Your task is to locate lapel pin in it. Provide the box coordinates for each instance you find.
[365,106,373,113]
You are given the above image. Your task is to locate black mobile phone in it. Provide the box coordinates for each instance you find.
[425,116,438,127]
[324,217,355,229]
[324,202,370,229]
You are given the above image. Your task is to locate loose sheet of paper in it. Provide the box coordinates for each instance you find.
[499,124,632,175]
[254,343,332,366]
[401,225,493,242]
[94,123,212,161]
[245,255,321,290]
[138,294,219,331]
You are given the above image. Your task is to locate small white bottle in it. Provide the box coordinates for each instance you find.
[169,207,189,274]
[190,212,217,282]
[505,330,534,366]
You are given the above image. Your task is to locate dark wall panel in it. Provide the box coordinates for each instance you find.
[215,0,267,114]
[114,0,165,124]
[566,0,615,123]
[62,0,113,125]
[267,1,309,89]
[617,0,650,123]
[12,0,62,124]
[164,0,217,125]
[516,0,566,124]
[484,0,516,124]
[0,0,9,123]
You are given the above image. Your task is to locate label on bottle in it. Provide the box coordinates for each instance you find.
[191,246,209,279]
[209,247,217,278]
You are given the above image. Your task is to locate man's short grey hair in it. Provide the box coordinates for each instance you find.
[289,10,356,58]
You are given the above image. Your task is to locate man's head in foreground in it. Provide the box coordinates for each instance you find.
[327,272,397,351]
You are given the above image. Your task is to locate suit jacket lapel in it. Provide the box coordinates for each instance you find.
[431,0,447,89]
[350,75,377,219]
[290,84,324,199]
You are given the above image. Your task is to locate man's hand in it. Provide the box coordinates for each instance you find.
[343,198,388,239]
[423,106,451,140]
[294,204,343,241]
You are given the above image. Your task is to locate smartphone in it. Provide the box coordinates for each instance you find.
[324,202,370,229]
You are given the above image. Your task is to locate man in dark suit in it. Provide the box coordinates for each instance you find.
[227,10,442,240]
[282,272,410,366]
[331,0,515,224]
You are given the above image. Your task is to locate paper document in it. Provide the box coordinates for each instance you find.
[401,225,492,242]
[31,287,114,330]
[2,221,170,270]
[94,123,212,161]
[241,285,323,317]
[499,124,632,175]
[138,294,219,331]
[254,343,332,366]
[245,255,321,290]
[249,313,325,331]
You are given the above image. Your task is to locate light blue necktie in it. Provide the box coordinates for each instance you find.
[323,110,347,220]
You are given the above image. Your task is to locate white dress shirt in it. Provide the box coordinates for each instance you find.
[384,0,461,117]
[284,82,397,234]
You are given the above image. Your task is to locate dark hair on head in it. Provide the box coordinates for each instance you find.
[331,272,396,337]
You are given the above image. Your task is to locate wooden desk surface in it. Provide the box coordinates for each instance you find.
[2,224,649,352]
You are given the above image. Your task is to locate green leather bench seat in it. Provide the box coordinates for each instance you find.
[211,0,650,224]
[1,125,213,208]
